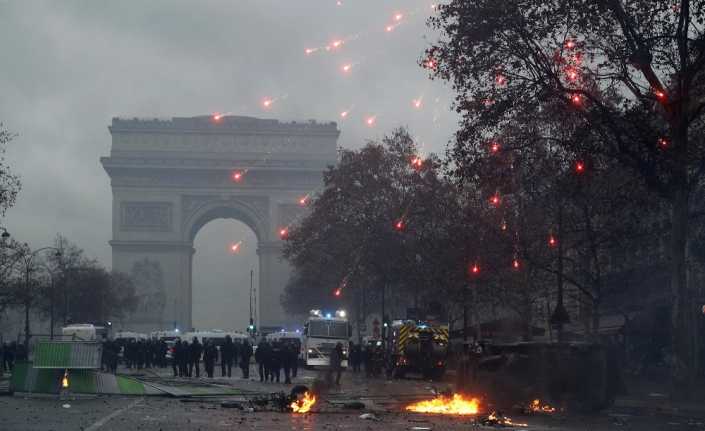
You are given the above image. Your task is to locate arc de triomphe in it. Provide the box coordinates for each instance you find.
[101,116,339,333]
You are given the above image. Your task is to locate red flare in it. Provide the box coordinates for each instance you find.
[232,171,243,182]
[548,235,557,247]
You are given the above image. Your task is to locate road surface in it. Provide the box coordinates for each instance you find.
[1,366,703,430]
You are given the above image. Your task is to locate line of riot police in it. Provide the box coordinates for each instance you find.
[171,335,253,379]
[254,338,300,384]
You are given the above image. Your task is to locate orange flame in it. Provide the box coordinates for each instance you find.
[61,372,69,388]
[290,391,316,413]
[486,411,527,427]
[529,399,556,413]
[405,394,479,415]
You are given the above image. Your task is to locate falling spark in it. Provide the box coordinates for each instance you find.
[366,116,376,126]
[342,63,352,73]
[471,264,480,274]
[548,235,557,247]
[658,137,669,148]
[230,242,242,253]
[299,195,309,206]
[213,113,223,121]
[336,0,342,5]
[279,228,289,239]
[386,24,396,32]
[395,219,404,230]
[513,258,520,269]
[334,288,342,297]
[571,93,582,105]
[232,171,244,182]
[491,142,500,153]
[413,98,423,109]
[575,161,585,173]
[305,48,317,55]
[565,39,576,49]
[340,110,349,118]
[430,3,437,10]
[331,39,343,49]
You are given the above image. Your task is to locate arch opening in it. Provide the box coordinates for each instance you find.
[192,218,259,332]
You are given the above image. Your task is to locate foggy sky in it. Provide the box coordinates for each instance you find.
[0,1,456,330]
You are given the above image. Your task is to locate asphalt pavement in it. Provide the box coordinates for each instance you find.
[1,366,704,430]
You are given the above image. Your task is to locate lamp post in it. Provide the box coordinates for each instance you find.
[37,262,57,339]
[6,245,63,350]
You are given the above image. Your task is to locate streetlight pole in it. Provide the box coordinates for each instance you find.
[249,268,254,330]
[6,246,63,351]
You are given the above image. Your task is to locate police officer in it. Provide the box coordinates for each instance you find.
[283,340,298,384]
[255,339,270,382]
[328,342,344,385]
[190,337,203,378]
[172,340,181,377]
[179,340,190,377]
[240,339,253,379]
[203,341,217,378]
[221,335,235,377]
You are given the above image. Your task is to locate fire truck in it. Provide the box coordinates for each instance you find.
[387,320,449,380]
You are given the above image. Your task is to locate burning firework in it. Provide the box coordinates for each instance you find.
[405,394,479,415]
[527,399,556,414]
[290,391,316,413]
[482,411,527,427]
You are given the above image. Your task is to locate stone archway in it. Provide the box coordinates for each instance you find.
[101,115,339,333]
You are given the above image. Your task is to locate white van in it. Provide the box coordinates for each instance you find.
[62,324,111,341]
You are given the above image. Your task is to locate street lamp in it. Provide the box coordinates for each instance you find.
[36,262,58,340]
[6,245,63,350]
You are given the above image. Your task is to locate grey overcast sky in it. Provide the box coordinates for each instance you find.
[0,0,456,330]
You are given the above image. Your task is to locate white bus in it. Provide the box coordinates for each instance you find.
[302,310,350,367]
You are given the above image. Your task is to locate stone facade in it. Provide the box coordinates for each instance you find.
[102,115,339,332]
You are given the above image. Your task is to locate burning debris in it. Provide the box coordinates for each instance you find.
[480,411,528,428]
[290,391,317,413]
[405,393,480,415]
[526,398,556,414]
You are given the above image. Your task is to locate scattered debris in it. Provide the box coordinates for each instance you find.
[343,401,366,410]
[220,400,244,409]
[360,413,380,421]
